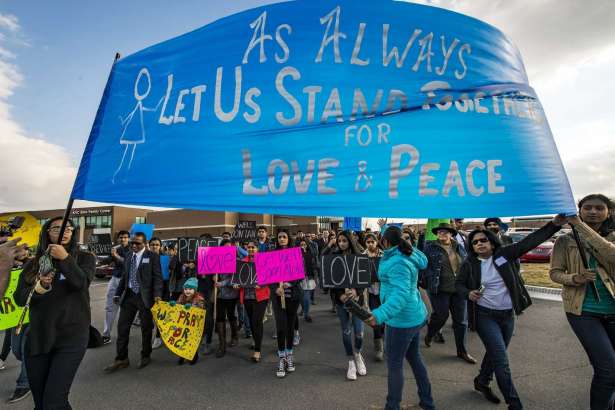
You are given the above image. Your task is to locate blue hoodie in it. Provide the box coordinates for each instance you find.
[371,246,428,328]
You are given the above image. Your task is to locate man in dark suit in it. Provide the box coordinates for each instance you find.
[453,218,469,253]
[104,232,163,372]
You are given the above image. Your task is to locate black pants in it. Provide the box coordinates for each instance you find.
[204,300,215,344]
[116,290,154,360]
[272,296,300,352]
[1,329,10,361]
[427,291,468,354]
[26,336,88,410]
[369,293,385,340]
[244,299,268,352]
[216,298,238,323]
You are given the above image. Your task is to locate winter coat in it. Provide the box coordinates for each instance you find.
[371,246,428,328]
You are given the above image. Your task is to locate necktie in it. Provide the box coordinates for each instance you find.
[129,254,140,293]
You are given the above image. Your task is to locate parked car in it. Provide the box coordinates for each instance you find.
[95,255,114,279]
[520,241,554,263]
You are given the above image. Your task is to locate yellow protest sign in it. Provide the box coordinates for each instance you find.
[151,301,205,360]
[0,212,41,248]
[0,269,29,331]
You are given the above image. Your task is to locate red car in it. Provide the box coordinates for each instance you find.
[520,241,554,263]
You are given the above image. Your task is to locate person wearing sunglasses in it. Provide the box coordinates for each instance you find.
[455,215,567,409]
[104,232,163,372]
[14,217,96,409]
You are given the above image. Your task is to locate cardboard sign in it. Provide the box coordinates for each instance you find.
[369,257,380,283]
[88,233,113,255]
[321,254,371,288]
[255,247,305,286]
[231,261,257,288]
[233,220,257,242]
[0,269,29,331]
[178,237,219,262]
[197,246,236,275]
[151,301,205,360]
[160,255,170,281]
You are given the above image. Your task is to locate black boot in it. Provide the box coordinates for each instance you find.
[474,377,501,404]
[216,322,226,358]
[190,352,199,365]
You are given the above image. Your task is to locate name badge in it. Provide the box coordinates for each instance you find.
[142,258,150,264]
[494,256,507,267]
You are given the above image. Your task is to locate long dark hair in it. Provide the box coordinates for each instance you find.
[275,230,290,250]
[466,229,501,259]
[27,216,78,283]
[337,230,361,255]
[578,194,615,237]
[381,226,413,256]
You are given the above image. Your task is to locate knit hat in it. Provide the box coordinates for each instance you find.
[183,277,198,290]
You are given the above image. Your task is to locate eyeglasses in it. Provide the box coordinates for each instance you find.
[472,238,490,246]
[48,226,74,233]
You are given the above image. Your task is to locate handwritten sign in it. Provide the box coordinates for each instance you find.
[0,269,29,331]
[255,247,305,286]
[88,233,113,255]
[368,257,380,283]
[231,261,257,288]
[178,237,219,262]
[151,301,205,360]
[321,255,371,288]
[233,220,257,242]
[197,246,236,275]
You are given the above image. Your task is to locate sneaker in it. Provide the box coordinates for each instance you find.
[152,337,163,349]
[293,330,300,346]
[0,359,6,370]
[286,354,296,372]
[304,316,313,323]
[276,358,286,378]
[102,336,111,345]
[434,332,445,344]
[346,359,357,381]
[354,352,367,376]
[244,332,252,339]
[7,387,31,404]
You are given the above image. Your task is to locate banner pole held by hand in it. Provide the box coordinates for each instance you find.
[213,274,218,321]
[279,282,286,310]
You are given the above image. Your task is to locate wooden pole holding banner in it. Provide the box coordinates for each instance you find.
[571,225,600,302]
[17,53,122,336]
[213,274,218,322]
[279,282,286,310]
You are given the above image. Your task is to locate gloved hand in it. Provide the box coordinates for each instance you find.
[184,303,192,310]
[169,300,176,307]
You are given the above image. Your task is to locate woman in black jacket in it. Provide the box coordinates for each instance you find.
[271,230,303,378]
[455,216,565,410]
[15,216,96,409]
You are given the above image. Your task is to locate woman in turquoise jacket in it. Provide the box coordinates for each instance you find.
[367,226,435,410]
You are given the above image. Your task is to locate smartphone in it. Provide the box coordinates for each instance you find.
[477,285,485,294]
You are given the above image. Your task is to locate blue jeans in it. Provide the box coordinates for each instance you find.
[427,292,468,354]
[567,312,615,410]
[475,306,522,409]
[11,326,29,389]
[336,304,364,356]
[303,289,314,318]
[385,324,434,410]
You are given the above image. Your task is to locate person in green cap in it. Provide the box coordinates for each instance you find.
[170,277,205,365]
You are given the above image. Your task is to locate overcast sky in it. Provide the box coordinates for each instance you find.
[0,0,613,216]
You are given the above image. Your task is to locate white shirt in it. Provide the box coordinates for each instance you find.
[455,233,467,248]
[132,247,146,269]
[477,256,513,310]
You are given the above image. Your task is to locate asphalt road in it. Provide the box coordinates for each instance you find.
[0,278,593,409]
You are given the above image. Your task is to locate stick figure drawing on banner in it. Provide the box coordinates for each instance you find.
[355,160,373,192]
[112,68,163,184]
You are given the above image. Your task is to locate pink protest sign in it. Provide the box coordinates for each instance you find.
[255,247,305,286]
[197,246,236,275]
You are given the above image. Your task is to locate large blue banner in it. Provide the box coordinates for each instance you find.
[72,0,575,218]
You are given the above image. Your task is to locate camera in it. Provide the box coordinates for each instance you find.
[0,216,25,241]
